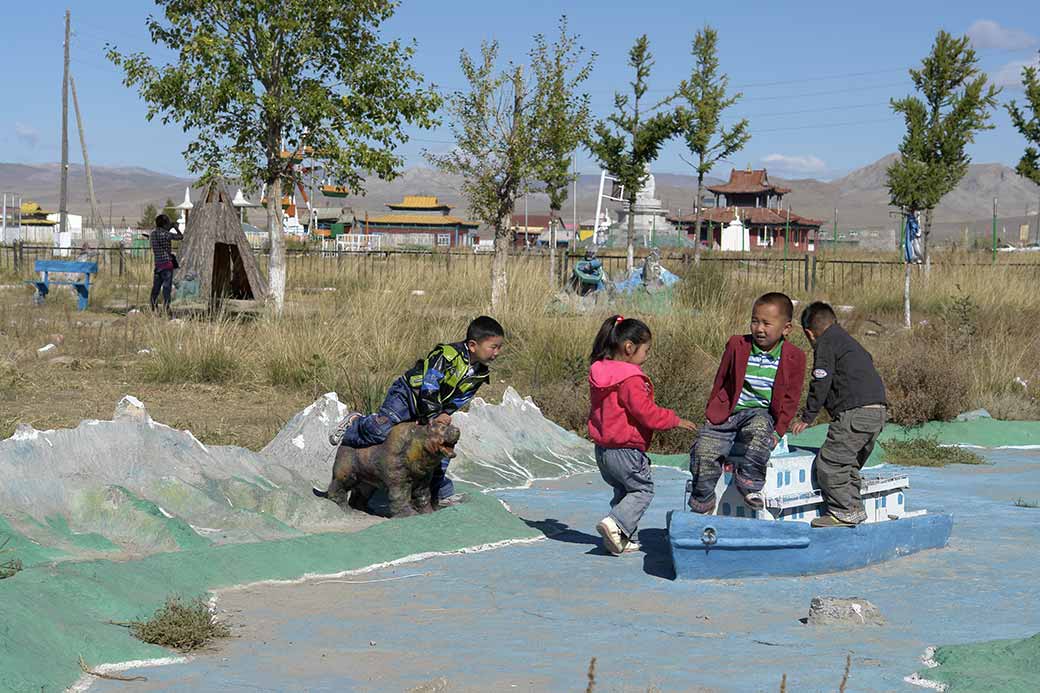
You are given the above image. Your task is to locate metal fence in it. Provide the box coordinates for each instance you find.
[2,242,1038,296]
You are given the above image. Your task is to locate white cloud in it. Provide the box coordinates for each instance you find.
[14,122,39,148]
[761,153,828,177]
[967,20,1036,51]
[993,55,1040,89]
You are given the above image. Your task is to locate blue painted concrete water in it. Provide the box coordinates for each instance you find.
[92,451,1040,692]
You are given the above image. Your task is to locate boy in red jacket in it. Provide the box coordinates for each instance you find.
[588,316,696,555]
[688,292,806,514]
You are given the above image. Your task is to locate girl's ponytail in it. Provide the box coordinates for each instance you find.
[589,314,652,364]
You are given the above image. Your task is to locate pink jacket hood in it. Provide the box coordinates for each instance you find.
[589,359,647,389]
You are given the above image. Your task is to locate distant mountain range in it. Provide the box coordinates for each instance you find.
[3,155,1038,238]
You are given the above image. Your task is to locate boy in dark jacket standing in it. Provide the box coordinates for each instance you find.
[689,293,806,513]
[791,302,887,527]
[330,316,504,503]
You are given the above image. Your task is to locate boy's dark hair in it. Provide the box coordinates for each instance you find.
[590,315,652,364]
[155,214,171,229]
[754,292,794,321]
[466,316,504,343]
[801,301,837,333]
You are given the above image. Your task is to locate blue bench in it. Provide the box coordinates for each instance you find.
[26,259,99,311]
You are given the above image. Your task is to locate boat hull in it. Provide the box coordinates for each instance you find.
[666,510,953,579]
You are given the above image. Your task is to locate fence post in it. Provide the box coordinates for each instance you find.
[811,254,817,291]
[118,245,125,277]
[803,254,810,292]
[14,240,21,273]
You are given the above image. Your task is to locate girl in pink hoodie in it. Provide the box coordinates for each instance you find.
[588,315,697,555]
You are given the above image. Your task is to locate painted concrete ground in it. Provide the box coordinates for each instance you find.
[92,450,1040,692]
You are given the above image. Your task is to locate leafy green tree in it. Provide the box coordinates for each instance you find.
[427,42,536,309]
[886,31,999,270]
[587,35,676,271]
[675,26,750,260]
[137,202,159,230]
[1006,53,1040,186]
[108,0,440,311]
[162,197,177,220]
[530,15,595,284]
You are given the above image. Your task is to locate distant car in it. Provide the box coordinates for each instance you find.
[996,243,1018,252]
[1021,243,1040,252]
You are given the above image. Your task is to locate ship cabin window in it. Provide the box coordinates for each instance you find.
[882,495,887,508]
[784,470,791,485]
[875,498,880,509]
[776,472,783,487]
[898,493,904,505]
[799,469,806,483]
[736,506,746,517]
[722,502,731,515]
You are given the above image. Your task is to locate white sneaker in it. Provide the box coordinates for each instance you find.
[328,413,361,446]
[596,517,625,555]
[620,539,641,553]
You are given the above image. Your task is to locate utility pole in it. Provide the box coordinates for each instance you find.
[992,197,998,264]
[571,153,577,253]
[70,74,103,246]
[59,9,71,238]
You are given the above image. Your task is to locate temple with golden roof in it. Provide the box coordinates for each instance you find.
[669,168,822,252]
[360,196,478,248]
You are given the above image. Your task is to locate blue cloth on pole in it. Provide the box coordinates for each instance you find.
[904,213,923,263]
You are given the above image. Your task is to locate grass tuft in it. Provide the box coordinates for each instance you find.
[0,536,23,579]
[881,437,987,467]
[129,595,231,651]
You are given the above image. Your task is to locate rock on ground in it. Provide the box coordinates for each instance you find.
[807,596,885,626]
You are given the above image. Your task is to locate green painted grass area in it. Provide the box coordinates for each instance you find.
[649,418,1040,469]
[917,632,1040,692]
[0,486,539,693]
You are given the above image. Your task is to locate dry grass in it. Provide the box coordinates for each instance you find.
[880,437,987,467]
[128,595,230,652]
[2,249,1039,451]
[0,536,22,579]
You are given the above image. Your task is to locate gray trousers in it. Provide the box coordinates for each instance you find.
[816,406,886,523]
[595,446,653,539]
[688,409,775,513]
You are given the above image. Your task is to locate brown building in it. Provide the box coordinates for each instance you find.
[669,168,823,251]
[361,196,478,249]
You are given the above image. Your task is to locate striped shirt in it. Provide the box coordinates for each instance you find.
[735,340,784,411]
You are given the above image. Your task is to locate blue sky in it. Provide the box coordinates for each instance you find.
[3,0,1039,181]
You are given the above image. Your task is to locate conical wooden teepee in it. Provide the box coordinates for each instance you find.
[175,179,268,304]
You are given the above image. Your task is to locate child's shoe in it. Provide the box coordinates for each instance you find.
[742,490,765,511]
[810,513,856,528]
[328,413,361,446]
[620,538,642,553]
[596,517,625,555]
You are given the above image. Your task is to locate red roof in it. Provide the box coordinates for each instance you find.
[707,169,791,195]
[669,207,823,228]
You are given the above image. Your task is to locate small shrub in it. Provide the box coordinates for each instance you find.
[877,330,970,426]
[880,437,986,467]
[0,536,22,579]
[130,595,230,651]
[676,261,730,311]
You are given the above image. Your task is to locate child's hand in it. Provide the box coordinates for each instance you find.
[676,418,698,432]
[432,413,452,426]
[790,421,809,435]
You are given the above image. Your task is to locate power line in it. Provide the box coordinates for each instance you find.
[750,116,898,134]
[732,67,907,89]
